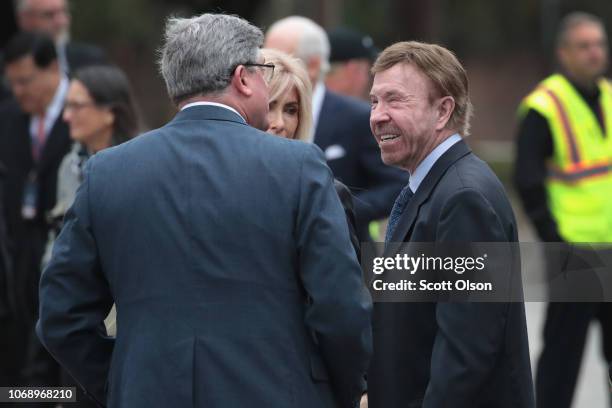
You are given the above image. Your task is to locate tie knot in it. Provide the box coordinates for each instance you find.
[398,185,414,207]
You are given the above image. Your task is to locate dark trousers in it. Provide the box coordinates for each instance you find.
[536,302,612,408]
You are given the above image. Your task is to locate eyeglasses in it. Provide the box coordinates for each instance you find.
[243,62,275,75]
[64,101,96,112]
[229,62,275,83]
[27,7,70,20]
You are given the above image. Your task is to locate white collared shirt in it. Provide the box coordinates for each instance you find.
[408,133,462,193]
[310,81,326,143]
[181,101,246,123]
[29,75,70,146]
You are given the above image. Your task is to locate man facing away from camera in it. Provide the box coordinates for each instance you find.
[36,13,372,408]
[367,41,534,408]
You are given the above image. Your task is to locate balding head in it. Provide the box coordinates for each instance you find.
[265,16,330,85]
[16,0,71,44]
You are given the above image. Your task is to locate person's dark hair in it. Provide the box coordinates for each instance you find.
[4,31,57,68]
[72,65,140,145]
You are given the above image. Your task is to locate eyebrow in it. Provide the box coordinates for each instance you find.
[371,89,407,100]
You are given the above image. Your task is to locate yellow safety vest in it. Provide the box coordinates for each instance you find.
[518,73,612,242]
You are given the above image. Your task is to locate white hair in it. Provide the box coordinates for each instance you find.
[267,16,330,82]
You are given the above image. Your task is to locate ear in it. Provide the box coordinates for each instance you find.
[306,56,322,84]
[557,47,568,67]
[435,96,455,131]
[230,65,254,97]
[103,109,115,127]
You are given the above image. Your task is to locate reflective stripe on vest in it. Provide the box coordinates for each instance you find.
[518,74,612,242]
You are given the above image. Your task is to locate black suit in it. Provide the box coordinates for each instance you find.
[315,90,409,242]
[334,179,360,259]
[369,140,535,408]
[64,42,107,74]
[0,99,71,386]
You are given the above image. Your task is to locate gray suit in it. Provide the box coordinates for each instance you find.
[37,105,372,408]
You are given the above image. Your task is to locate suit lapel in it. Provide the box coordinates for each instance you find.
[313,90,333,147]
[37,115,70,174]
[384,140,471,255]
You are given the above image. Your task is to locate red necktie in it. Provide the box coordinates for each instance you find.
[33,115,46,161]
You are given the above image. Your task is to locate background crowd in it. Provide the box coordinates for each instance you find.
[1,1,611,407]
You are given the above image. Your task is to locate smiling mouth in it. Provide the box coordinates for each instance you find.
[380,134,400,142]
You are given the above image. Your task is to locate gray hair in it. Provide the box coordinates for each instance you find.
[268,16,330,81]
[158,13,264,104]
[15,0,31,12]
[556,12,606,48]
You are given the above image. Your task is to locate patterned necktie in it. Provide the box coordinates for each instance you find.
[32,115,46,162]
[385,185,414,243]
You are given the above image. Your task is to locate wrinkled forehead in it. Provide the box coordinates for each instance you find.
[24,0,67,12]
[371,63,431,94]
[563,22,608,46]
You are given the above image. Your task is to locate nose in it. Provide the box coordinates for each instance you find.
[54,9,70,28]
[267,109,284,134]
[63,108,72,123]
[369,103,390,131]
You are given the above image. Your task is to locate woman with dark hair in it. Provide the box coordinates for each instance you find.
[46,64,139,227]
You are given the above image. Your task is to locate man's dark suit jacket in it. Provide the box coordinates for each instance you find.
[36,105,372,408]
[368,140,535,408]
[65,42,107,74]
[0,100,71,319]
[0,163,12,318]
[315,90,409,242]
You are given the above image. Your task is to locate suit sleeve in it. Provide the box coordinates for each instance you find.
[513,109,563,242]
[0,163,11,317]
[423,188,512,407]
[296,144,372,408]
[334,180,361,260]
[36,156,113,407]
[353,113,408,227]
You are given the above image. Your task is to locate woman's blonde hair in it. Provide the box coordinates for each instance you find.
[261,48,313,141]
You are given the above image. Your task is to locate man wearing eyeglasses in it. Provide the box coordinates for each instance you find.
[0,31,71,391]
[15,0,106,74]
[36,13,372,408]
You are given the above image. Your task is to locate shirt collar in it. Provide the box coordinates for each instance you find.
[409,133,462,193]
[30,74,69,136]
[310,81,326,142]
[181,101,246,123]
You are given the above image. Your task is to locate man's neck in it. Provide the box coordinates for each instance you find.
[34,75,62,117]
[406,129,456,173]
[178,95,247,123]
[563,71,600,93]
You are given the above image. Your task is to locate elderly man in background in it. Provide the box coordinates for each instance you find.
[37,13,371,408]
[15,0,105,73]
[265,16,408,244]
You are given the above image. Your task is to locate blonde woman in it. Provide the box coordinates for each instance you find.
[261,48,360,257]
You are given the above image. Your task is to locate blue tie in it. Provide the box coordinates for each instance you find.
[385,185,414,243]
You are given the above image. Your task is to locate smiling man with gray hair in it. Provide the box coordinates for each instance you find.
[36,13,372,408]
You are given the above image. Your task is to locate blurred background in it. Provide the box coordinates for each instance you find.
[3,0,612,148]
[2,0,611,406]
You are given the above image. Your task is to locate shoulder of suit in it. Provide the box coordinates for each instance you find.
[66,42,107,69]
[441,153,505,196]
[325,90,371,116]
[0,98,23,118]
